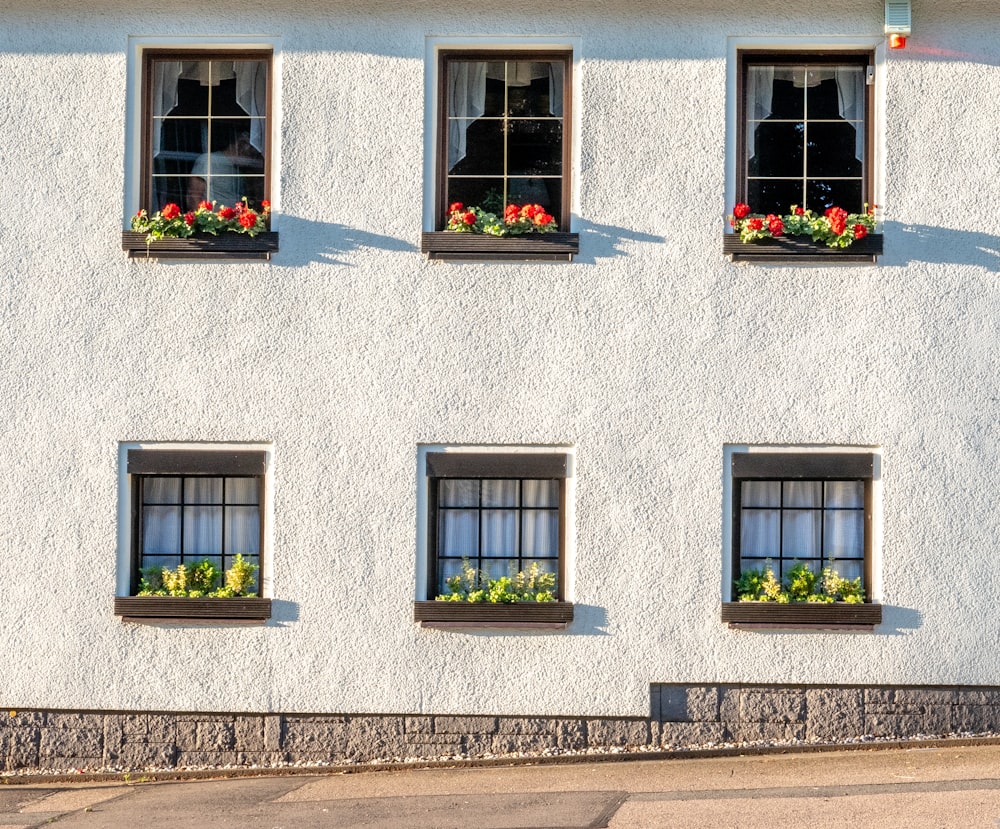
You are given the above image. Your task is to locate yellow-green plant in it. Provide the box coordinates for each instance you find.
[138,554,258,598]
[735,560,865,604]
[437,559,556,603]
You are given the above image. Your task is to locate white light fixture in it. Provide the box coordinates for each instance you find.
[885,0,912,35]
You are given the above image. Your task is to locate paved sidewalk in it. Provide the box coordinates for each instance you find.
[3,743,1000,828]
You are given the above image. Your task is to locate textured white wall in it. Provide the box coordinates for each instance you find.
[1,0,999,717]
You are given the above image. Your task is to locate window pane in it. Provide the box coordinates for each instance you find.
[185,477,222,504]
[740,509,779,557]
[824,511,864,558]
[749,122,804,177]
[503,62,557,116]
[523,509,559,556]
[482,480,519,508]
[439,509,478,556]
[449,119,505,176]
[225,506,260,555]
[506,179,560,218]
[782,510,821,558]
[226,478,259,505]
[826,480,864,508]
[747,179,804,216]
[440,480,479,508]
[481,509,519,557]
[523,479,559,508]
[480,559,519,581]
[507,121,562,176]
[741,481,780,508]
[806,122,863,178]
[806,179,863,213]
[438,558,472,590]
[184,505,222,555]
[784,481,821,508]
[828,559,863,582]
[144,478,181,504]
[143,506,180,555]
[445,177,508,213]
[142,554,182,573]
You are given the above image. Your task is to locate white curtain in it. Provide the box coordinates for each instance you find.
[151,59,268,160]
[745,65,865,165]
[448,61,564,171]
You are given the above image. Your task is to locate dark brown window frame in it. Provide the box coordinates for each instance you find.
[118,449,270,622]
[736,50,874,212]
[725,451,880,629]
[129,48,277,260]
[418,452,572,627]
[423,49,578,261]
[728,50,879,264]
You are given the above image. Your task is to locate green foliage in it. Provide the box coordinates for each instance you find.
[138,555,258,598]
[735,560,866,604]
[436,559,557,604]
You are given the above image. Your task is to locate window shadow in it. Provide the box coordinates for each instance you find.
[573,218,666,262]
[271,214,416,267]
[882,221,1000,272]
[877,605,923,635]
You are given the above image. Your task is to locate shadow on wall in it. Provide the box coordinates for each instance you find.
[884,222,1000,272]
[272,214,416,267]
[574,218,667,263]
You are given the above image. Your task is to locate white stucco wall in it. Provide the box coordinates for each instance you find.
[1,0,999,718]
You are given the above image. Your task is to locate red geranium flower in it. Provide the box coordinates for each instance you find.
[463,211,476,225]
[825,206,848,235]
[198,200,213,211]
[161,203,181,220]
[239,211,257,229]
[535,212,554,226]
[766,214,784,235]
[733,203,750,219]
[218,206,236,220]
[853,224,868,239]
[260,200,271,210]
[184,212,195,226]
[794,206,805,216]
[449,202,464,213]
[746,217,764,231]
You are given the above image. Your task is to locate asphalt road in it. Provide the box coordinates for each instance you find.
[3,743,1000,828]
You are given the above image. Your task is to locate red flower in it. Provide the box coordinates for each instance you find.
[535,212,554,226]
[239,210,257,229]
[463,211,476,226]
[766,214,784,235]
[161,203,181,220]
[218,206,236,220]
[261,200,271,210]
[853,224,868,239]
[235,201,245,213]
[523,204,541,219]
[198,200,213,211]
[794,206,805,216]
[825,206,848,235]
[504,204,520,220]
[184,212,195,226]
[733,203,750,219]
[746,217,764,231]
[448,202,464,213]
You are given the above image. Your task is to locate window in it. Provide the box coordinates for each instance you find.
[116,447,271,621]
[724,450,881,627]
[415,449,573,626]
[141,50,271,215]
[738,51,872,215]
[422,47,578,260]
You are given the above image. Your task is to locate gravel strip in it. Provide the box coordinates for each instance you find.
[4,731,1000,785]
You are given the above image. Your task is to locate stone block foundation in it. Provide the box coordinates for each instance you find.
[3,683,999,773]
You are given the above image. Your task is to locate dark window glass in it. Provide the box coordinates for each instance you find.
[441,54,570,228]
[742,57,869,215]
[144,53,270,214]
